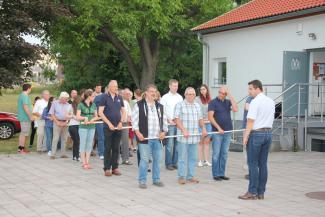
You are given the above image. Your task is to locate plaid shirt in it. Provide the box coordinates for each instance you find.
[174,100,203,144]
[132,102,168,139]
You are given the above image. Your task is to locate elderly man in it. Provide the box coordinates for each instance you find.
[33,90,50,152]
[239,80,275,200]
[174,87,207,185]
[208,86,238,181]
[99,80,125,176]
[49,92,73,159]
[132,84,168,189]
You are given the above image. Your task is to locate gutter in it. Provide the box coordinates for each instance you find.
[193,5,325,35]
[197,33,209,85]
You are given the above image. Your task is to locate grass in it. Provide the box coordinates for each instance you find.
[0,85,60,153]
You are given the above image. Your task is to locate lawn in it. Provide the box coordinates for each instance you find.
[0,85,60,153]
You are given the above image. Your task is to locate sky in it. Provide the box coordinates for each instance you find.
[23,34,42,45]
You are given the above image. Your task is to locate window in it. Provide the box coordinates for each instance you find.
[211,58,227,87]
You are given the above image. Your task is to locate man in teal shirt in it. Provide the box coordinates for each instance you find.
[17,83,33,153]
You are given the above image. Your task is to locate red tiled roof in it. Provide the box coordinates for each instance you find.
[192,0,325,32]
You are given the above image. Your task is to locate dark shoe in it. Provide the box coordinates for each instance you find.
[258,195,264,200]
[112,169,122,176]
[122,160,133,165]
[133,149,137,153]
[238,192,257,200]
[147,168,151,173]
[104,170,112,177]
[245,174,249,180]
[166,165,175,170]
[178,178,186,185]
[90,151,96,156]
[173,165,178,169]
[213,176,222,181]
[220,176,230,180]
[139,183,147,189]
[149,159,152,163]
[153,181,164,187]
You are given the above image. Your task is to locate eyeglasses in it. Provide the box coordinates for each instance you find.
[186,93,196,96]
[218,92,226,95]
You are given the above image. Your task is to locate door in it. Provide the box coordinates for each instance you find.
[283,51,309,117]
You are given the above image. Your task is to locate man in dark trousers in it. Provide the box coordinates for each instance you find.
[99,80,125,176]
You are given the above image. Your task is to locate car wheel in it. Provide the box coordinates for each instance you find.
[0,122,15,139]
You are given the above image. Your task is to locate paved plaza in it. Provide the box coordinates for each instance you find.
[0,151,324,217]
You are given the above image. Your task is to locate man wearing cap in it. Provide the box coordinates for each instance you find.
[49,92,73,159]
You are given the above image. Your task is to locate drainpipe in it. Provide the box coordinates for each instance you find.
[197,33,209,85]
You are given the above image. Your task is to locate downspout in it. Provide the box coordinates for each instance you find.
[197,33,209,85]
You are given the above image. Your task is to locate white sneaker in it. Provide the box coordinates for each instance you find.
[47,151,51,156]
[99,156,104,160]
[197,161,203,167]
[203,161,212,166]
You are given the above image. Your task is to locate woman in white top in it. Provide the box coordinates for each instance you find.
[195,84,212,167]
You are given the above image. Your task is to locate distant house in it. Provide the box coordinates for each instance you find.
[30,54,62,84]
[192,0,325,118]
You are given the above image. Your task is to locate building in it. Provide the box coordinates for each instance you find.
[193,0,325,151]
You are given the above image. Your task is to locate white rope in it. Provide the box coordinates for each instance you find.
[143,129,245,140]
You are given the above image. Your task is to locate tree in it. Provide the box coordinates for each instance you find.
[47,0,233,89]
[0,0,69,93]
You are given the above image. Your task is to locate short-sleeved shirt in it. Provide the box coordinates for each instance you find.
[93,93,103,111]
[174,100,203,144]
[247,93,275,130]
[17,92,32,122]
[195,96,210,119]
[208,97,233,131]
[78,102,97,129]
[99,93,124,127]
[33,98,48,127]
[49,100,73,120]
[242,96,253,128]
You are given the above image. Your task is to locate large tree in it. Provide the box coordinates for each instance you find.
[47,0,232,89]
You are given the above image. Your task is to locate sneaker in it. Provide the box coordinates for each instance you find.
[166,165,174,170]
[122,160,133,165]
[76,158,80,162]
[197,161,204,167]
[220,176,230,180]
[139,183,147,189]
[99,155,104,160]
[153,181,164,187]
[203,161,212,166]
[47,151,51,156]
[133,148,137,153]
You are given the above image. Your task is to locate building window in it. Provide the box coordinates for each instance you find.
[218,61,227,84]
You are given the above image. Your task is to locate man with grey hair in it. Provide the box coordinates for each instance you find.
[33,90,50,152]
[99,80,125,176]
[49,91,73,159]
[174,87,207,185]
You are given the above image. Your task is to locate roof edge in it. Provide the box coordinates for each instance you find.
[192,5,325,35]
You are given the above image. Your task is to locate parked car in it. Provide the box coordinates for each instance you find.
[0,112,21,139]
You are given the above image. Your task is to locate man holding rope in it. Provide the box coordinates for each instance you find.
[99,80,125,177]
[239,80,275,200]
[174,87,207,184]
[208,86,238,181]
[132,84,168,189]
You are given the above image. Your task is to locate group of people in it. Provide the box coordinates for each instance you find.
[17,78,275,200]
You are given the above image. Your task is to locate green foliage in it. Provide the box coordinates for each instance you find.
[46,0,233,93]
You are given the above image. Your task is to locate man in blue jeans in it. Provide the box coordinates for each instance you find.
[94,84,104,160]
[208,86,238,181]
[239,80,275,200]
[160,79,183,170]
[132,84,168,189]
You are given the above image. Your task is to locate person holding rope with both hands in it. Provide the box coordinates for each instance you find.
[132,84,168,189]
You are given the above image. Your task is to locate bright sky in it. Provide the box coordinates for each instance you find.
[23,34,42,45]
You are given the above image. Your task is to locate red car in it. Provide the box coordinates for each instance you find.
[0,112,21,139]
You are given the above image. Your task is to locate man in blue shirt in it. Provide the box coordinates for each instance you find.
[208,86,238,181]
[99,80,125,177]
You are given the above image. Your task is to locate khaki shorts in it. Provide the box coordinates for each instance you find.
[20,121,31,136]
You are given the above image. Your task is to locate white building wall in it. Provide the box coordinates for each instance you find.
[202,13,325,118]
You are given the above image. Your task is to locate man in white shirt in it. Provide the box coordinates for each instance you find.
[160,79,183,170]
[33,90,50,152]
[239,80,275,200]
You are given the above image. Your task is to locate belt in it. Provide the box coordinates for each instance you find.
[57,120,67,122]
[253,128,271,132]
